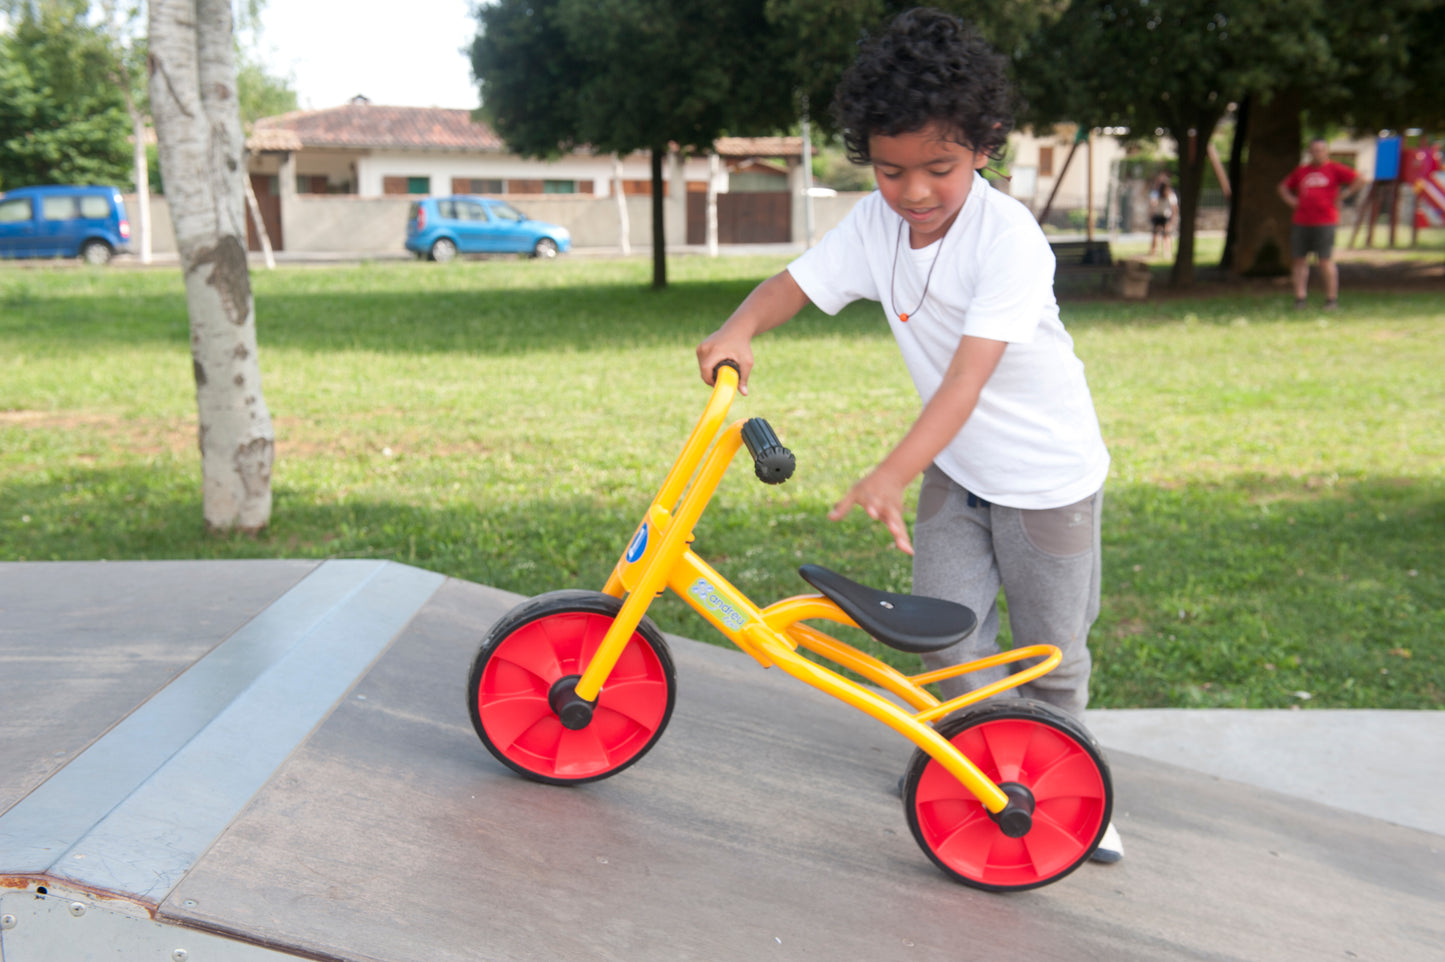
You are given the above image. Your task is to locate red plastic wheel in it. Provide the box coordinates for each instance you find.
[904,700,1112,891]
[468,590,676,784]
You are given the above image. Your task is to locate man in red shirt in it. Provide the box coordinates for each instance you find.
[1277,139,1365,310]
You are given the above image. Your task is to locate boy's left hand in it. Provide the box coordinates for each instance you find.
[829,472,913,555]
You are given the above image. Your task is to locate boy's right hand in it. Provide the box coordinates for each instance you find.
[696,332,754,396]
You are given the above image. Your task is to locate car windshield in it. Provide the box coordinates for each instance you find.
[489,203,526,223]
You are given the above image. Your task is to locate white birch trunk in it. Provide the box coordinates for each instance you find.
[148,0,274,532]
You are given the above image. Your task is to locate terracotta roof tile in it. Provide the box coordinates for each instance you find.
[249,105,503,153]
[246,106,805,159]
[713,137,807,158]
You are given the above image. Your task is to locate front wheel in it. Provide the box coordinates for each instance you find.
[904,699,1111,892]
[468,591,676,784]
[531,237,559,259]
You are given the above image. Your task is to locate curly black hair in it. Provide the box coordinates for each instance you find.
[833,8,1015,165]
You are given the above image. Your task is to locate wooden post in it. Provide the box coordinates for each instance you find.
[1036,137,1081,225]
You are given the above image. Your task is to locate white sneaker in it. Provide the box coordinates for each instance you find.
[1090,821,1124,863]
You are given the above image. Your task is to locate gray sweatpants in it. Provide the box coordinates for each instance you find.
[911,465,1103,720]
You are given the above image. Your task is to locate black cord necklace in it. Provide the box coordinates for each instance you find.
[889,217,944,323]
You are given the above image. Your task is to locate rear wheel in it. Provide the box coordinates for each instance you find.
[532,237,559,259]
[430,237,457,262]
[904,699,1111,892]
[468,591,676,784]
[80,240,113,265]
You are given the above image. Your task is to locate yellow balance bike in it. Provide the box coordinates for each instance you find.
[467,363,1112,892]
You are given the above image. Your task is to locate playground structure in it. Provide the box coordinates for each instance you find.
[1349,133,1445,248]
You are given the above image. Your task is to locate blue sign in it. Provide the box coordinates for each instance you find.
[1376,137,1402,181]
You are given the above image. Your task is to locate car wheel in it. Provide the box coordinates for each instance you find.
[430,238,458,263]
[532,237,559,259]
[80,240,113,265]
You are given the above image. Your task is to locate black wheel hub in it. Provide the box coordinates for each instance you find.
[989,782,1036,838]
[548,674,597,730]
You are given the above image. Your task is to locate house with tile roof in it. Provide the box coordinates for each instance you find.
[241,99,821,252]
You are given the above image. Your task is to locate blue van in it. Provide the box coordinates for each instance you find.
[0,185,132,264]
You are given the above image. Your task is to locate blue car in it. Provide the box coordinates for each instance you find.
[0,185,131,264]
[405,196,572,262]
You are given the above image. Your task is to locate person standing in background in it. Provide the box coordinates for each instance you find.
[1278,139,1365,310]
[1147,173,1176,259]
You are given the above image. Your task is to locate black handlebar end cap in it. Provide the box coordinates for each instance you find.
[741,418,795,485]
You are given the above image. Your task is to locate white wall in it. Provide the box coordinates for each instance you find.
[1007,128,1130,221]
[122,188,869,255]
[352,149,719,199]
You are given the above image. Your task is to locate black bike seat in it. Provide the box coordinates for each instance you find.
[797,564,977,654]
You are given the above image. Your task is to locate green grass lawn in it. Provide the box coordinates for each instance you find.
[2,254,1441,710]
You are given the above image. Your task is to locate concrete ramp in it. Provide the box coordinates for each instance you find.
[1,561,1441,961]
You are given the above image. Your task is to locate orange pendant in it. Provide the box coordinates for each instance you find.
[899,313,910,323]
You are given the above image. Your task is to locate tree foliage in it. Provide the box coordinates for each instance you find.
[473,0,884,286]
[236,52,296,127]
[1015,0,1445,282]
[0,0,131,189]
[1016,0,1333,285]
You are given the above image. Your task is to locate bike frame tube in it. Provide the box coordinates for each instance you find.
[782,621,940,712]
[579,387,749,701]
[745,627,1010,813]
[651,558,1009,811]
[909,645,1062,724]
[653,366,740,515]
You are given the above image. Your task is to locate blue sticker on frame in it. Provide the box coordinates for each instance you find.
[626,523,649,563]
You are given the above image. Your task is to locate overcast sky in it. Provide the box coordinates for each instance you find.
[257,0,479,110]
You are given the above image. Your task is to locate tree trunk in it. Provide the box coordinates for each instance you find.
[148,0,274,533]
[1167,109,1227,288]
[1220,95,1250,271]
[650,147,667,289]
[1230,89,1301,277]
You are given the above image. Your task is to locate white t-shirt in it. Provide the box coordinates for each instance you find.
[787,174,1109,509]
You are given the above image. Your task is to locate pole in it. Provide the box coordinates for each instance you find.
[242,160,275,271]
[613,154,631,256]
[1036,137,1082,225]
[706,152,720,258]
[801,100,816,248]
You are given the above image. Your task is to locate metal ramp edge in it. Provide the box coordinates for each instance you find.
[0,559,444,958]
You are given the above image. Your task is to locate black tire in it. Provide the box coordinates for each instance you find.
[903,699,1112,892]
[532,237,559,259]
[467,590,676,785]
[80,240,113,265]
[430,237,458,262]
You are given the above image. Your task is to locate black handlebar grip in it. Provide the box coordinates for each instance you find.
[712,359,741,382]
[741,418,795,485]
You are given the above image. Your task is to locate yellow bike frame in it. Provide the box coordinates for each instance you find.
[585,366,1061,816]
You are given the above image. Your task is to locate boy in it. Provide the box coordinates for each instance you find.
[695,8,1120,862]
